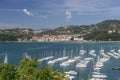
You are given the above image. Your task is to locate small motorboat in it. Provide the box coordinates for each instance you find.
[112,67,120,70]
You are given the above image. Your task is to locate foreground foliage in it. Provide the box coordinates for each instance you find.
[0,58,67,80]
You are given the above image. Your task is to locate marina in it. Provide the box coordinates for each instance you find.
[1,42,120,80]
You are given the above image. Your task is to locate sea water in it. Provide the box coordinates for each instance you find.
[0,42,120,80]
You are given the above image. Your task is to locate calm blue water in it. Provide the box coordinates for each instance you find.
[0,42,120,80]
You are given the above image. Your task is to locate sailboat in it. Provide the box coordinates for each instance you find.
[76,57,93,68]
[79,49,86,55]
[4,54,8,63]
[107,52,119,59]
[38,56,54,62]
[65,74,75,80]
[24,52,31,59]
[118,49,120,53]
[64,71,78,75]
[91,72,107,79]
[89,50,96,57]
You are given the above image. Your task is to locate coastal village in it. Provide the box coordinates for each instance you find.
[31,34,84,42]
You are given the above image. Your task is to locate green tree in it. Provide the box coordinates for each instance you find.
[52,70,67,80]
[0,58,67,80]
[0,63,16,80]
[16,58,37,80]
[36,66,53,80]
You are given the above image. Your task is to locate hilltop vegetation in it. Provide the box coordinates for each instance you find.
[0,28,33,41]
[1,20,120,41]
[38,20,120,41]
[84,30,120,41]
[38,20,120,35]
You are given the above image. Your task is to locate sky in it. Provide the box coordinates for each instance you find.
[0,0,120,29]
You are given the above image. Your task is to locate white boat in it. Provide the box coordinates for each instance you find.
[64,71,78,75]
[76,60,87,68]
[90,50,95,53]
[48,56,68,64]
[99,57,110,63]
[112,52,120,57]
[100,53,110,58]
[95,56,104,68]
[90,78,106,80]
[61,56,69,60]
[110,49,115,53]
[76,63,87,68]
[74,56,81,60]
[65,74,75,80]
[93,67,101,71]
[38,56,54,62]
[60,56,80,67]
[90,72,107,80]
[44,56,54,60]
[57,57,68,61]
[67,59,76,63]
[76,57,93,68]
[99,49,104,53]
[95,61,103,68]
[79,50,86,55]
[4,54,8,63]
[47,60,56,64]
[84,57,93,61]
[107,52,119,58]
[89,50,96,57]
[60,59,75,67]
[60,62,70,67]
[118,49,120,53]
[92,72,107,79]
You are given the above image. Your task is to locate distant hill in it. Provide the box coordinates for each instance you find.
[0,28,33,41]
[38,20,120,35]
[84,20,120,41]
[1,20,120,41]
[96,20,120,30]
[37,20,120,41]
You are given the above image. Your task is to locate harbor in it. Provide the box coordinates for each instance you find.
[1,42,120,80]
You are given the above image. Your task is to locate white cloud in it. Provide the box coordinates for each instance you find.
[23,9,48,19]
[62,0,120,16]
[39,0,120,16]
[23,9,33,16]
[65,10,72,21]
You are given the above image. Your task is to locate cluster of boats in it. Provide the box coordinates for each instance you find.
[37,48,120,80]
[90,49,120,80]
[3,47,120,80]
[38,56,54,62]
[90,49,109,80]
[47,56,68,64]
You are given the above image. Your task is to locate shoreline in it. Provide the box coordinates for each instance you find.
[0,40,120,43]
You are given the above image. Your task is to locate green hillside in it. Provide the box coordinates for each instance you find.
[1,20,120,41]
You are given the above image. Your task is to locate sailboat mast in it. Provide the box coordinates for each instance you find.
[4,54,8,63]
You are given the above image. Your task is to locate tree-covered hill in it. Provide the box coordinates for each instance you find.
[83,20,120,41]
[95,20,120,30]
[0,28,33,41]
[84,30,120,41]
[1,20,120,41]
[38,20,120,36]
